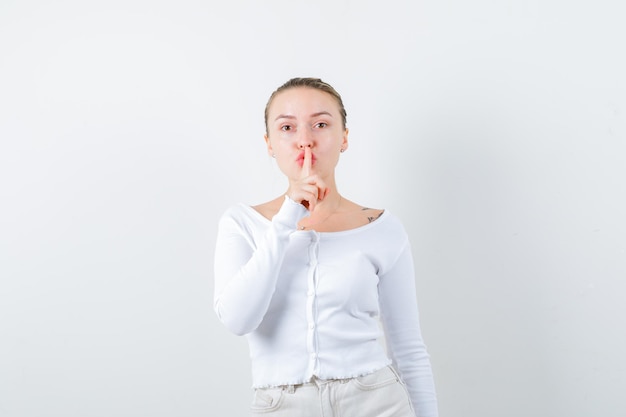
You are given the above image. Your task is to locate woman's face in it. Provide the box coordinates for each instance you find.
[265,87,348,182]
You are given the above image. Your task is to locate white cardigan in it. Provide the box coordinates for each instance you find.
[213,196,438,417]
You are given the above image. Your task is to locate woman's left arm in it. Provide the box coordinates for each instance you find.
[379,241,439,417]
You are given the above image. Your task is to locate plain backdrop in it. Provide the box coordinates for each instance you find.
[1,1,625,416]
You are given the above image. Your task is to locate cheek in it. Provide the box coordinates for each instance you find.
[273,134,296,149]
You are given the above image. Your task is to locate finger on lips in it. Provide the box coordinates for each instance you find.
[301,147,312,178]
[295,147,331,211]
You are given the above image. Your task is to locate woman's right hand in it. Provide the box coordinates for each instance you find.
[286,147,328,212]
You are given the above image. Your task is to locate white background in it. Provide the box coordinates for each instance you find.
[1,1,625,416]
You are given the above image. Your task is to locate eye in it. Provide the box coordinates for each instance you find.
[280,125,292,131]
[315,122,327,128]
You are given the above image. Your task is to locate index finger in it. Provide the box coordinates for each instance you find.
[301,147,312,178]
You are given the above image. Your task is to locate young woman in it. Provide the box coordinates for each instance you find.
[213,77,438,417]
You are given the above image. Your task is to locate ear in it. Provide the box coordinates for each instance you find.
[264,134,274,157]
[341,128,349,152]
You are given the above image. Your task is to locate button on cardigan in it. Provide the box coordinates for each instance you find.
[214,196,438,417]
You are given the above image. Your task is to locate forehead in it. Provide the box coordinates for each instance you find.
[268,87,339,117]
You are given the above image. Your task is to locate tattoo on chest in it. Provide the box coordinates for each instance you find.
[362,208,383,223]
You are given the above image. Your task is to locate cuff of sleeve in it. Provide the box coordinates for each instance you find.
[272,195,309,230]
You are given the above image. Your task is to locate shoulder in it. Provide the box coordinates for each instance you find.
[218,202,262,230]
[347,202,408,241]
[251,196,284,221]
[340,198,387,230]
[359,206,386,225]
[218,196,290,231]
[337,207,410,274]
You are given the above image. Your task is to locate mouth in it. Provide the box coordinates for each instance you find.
[296,151,316,166]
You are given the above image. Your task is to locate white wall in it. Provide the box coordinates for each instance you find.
[1,1,624,416]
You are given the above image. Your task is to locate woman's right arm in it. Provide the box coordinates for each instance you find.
[213,197,307,336]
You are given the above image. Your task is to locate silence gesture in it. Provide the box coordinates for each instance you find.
[287,147,328,212]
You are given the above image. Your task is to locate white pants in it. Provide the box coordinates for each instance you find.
[250,366,415,417]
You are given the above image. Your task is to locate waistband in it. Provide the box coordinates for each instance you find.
[276,366,394,393]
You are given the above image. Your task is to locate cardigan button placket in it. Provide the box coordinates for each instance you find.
[305,232,321,376]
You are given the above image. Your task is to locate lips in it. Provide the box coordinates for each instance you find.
[297,151,316,166]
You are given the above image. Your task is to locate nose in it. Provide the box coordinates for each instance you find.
[297,130,314,149]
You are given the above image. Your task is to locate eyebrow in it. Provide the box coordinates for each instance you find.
[274,111,333,122]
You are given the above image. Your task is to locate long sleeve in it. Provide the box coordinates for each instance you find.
[213,197,308,336]
[379,242,438,417]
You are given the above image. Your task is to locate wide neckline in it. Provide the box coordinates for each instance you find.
[240,203,389,237]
